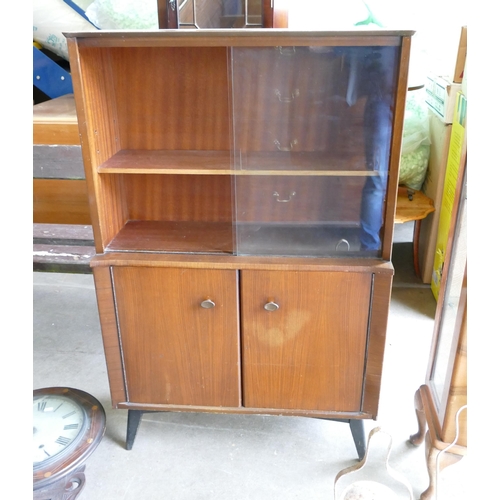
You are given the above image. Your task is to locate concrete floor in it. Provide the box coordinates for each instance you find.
[33,224,468,499]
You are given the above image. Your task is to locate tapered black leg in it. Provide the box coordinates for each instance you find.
[312,417,367,461]
[124,411,367,459]
[348,419,366,461]
[126,410,145,450]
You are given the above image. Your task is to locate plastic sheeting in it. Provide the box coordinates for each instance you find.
[33,0,97,60]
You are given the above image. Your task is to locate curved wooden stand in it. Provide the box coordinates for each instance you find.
[409,386,466,500]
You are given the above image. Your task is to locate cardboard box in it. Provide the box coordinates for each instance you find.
[425,74,461,124]
[418,113,452,284]
[430,92,467,300]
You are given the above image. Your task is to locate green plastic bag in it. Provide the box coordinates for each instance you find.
[399,89,431,191]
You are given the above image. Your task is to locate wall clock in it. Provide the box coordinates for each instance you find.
[33,387,106,500]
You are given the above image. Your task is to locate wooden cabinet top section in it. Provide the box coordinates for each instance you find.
[65,28,414,47]
[67,28,413,259]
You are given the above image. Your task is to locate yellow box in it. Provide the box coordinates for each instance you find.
[431,92,467,300]
[418,114,452,284]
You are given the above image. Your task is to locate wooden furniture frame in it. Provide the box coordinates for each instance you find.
[66,29,413,458]
[157,0,288,29]
[410,159,467,499]
[33,95,95,273]
[33,94,91,226]
[33,223,95,273]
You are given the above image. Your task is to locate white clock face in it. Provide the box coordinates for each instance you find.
[33,395,86,465]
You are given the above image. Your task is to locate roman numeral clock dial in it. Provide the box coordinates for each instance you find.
[33,396,85,464]
[33,388,106,499]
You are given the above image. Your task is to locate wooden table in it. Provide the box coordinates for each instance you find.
[395,186,435,278]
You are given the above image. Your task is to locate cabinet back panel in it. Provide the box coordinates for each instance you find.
[235,175,364,223]
[124,174,233,222]
[108,47,231,151]
[232,47,341,153]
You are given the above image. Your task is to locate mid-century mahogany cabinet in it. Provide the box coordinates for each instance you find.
[66,29,413,455]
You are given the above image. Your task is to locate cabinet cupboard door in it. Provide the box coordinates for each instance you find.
[112,267,240,407]
[241,270,371,411]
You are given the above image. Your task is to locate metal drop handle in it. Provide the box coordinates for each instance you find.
[276,46,296,56]
[273,191,296,203]
[275,88,300,102]
[264,301,279,312]
[200,299,215,309]
[274,139,298,151]
[335,238,351,251]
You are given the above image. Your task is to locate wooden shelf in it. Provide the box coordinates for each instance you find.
[104,220,379,258]
[237,225,366,257]
[240,152,375,175]
[97,150,380,176]
[98,150,231,175]
[106,220,234,254]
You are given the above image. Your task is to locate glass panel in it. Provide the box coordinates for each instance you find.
[231,45,399,257]
[179,0,263,29]
[429,173,467,409]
